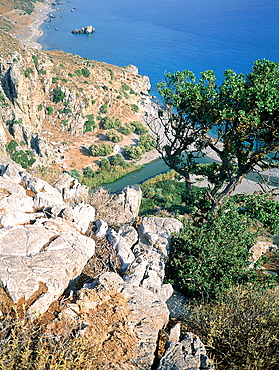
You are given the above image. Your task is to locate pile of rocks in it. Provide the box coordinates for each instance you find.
[0,157,213,369]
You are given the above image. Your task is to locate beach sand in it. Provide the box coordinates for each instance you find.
[3,0,53,49]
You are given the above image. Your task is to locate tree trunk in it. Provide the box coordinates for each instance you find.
[210,169,250,211]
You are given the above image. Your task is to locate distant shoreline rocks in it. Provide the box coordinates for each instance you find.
[71,25,95,34]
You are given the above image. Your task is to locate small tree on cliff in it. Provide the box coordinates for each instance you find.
[149,59,279,209]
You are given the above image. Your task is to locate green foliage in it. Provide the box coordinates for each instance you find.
[68,169,83,182]
[32,55,38,66]
[52,76,59,83]
[131,104,139,112]
[166,200,276,301]
[90,143,113,156]
[84,114,96,133]
[52,87,65,103]
[138,134,156,152]
[131,121,148,135]
[120,123,134,135]
[75,69,82,77]
[101,116,122,129]
[106,129,123,143]
[39,69,46,75]
[37,103,43,111]
[99,157,111,170]
[235,193,279,234]
[155,59,279,209]
[99,104,108,115]
[81,67,90,78]
[24,68,33,78]
[109,153,126,167]
[187,286,279,369]
[68,72,74,77]
[6,140,36,169]
[124,145,142,160]
[46,106,54,115]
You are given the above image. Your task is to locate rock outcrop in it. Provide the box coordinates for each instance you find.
[0,158,212,369]
[71,25,95,34]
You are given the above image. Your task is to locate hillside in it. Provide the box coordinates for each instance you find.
[0,28,154,172]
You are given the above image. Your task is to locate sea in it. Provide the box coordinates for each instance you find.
[39,0,279,97]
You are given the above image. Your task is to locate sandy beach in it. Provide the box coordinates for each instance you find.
[6,0,54,49]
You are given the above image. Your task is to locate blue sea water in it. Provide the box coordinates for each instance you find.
[39,0,279,96]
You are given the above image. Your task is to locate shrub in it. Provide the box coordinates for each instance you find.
[99,157,111,170]
[52,87,65,103]
[106,129,123,143]
[81,67,90,78]
[166,200,276,301]
[99,104,108,115]
[52,76,59,83]
[24,68,33,78]
[120,123,134,135]
[46,106,54,115]
[101,116,122,129]
[37,104,43,111]
[90,143,113,156]
[75,69,82,77]
[6,140,36,169]
[124,145,142,160]
[84,115,96,133]
[130,121,148,135]
[235,193,279,234]
[138,134,156,152]
[32,55,38,66]
[186,286,279,370]
[131,104,139,112]
[68,169,83,182]
[109,153,126,167]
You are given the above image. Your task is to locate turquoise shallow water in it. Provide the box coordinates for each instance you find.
[40,0,279,96]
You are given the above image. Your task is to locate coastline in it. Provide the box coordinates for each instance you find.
[9,0,54,50]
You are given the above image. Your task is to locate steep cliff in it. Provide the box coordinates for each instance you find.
[0,31,152,170]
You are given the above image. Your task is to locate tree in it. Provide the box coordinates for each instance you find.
[149,59,279,209]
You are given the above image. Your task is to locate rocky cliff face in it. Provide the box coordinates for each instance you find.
[0,31,153,169]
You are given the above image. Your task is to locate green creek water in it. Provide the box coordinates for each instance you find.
[103,156,279,193]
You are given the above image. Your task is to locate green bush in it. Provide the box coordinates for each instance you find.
[81,67,90,78]
[68,169,83,182]
[84,115,96,133]
[187,286,279,370]
[90,143,113,156]
[32,55,38,66]
[101,116,122,129]
[52,87,65,103]
[120,123,134,135]
[124,145,142,160]
[130,121,148,135]
[52,76,59,83]
[106,129,123,143]
[99,104,108,115]
[46,106,54,115]
[24,68,33,78]
[6,140,36,169]
[131,104,139,112]
[166,201,276,301]
[109,153,126,167]
[99,157,111,170]
[138,134,156,152]
[235,193,279,234]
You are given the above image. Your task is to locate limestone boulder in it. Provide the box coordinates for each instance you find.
[0,225,95,314]
[72,202,95,233]
[95,272,170,370]
[53,172,89,201]
[112,185,142,224]
[20,172,64,209]
[157,332,213,370]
